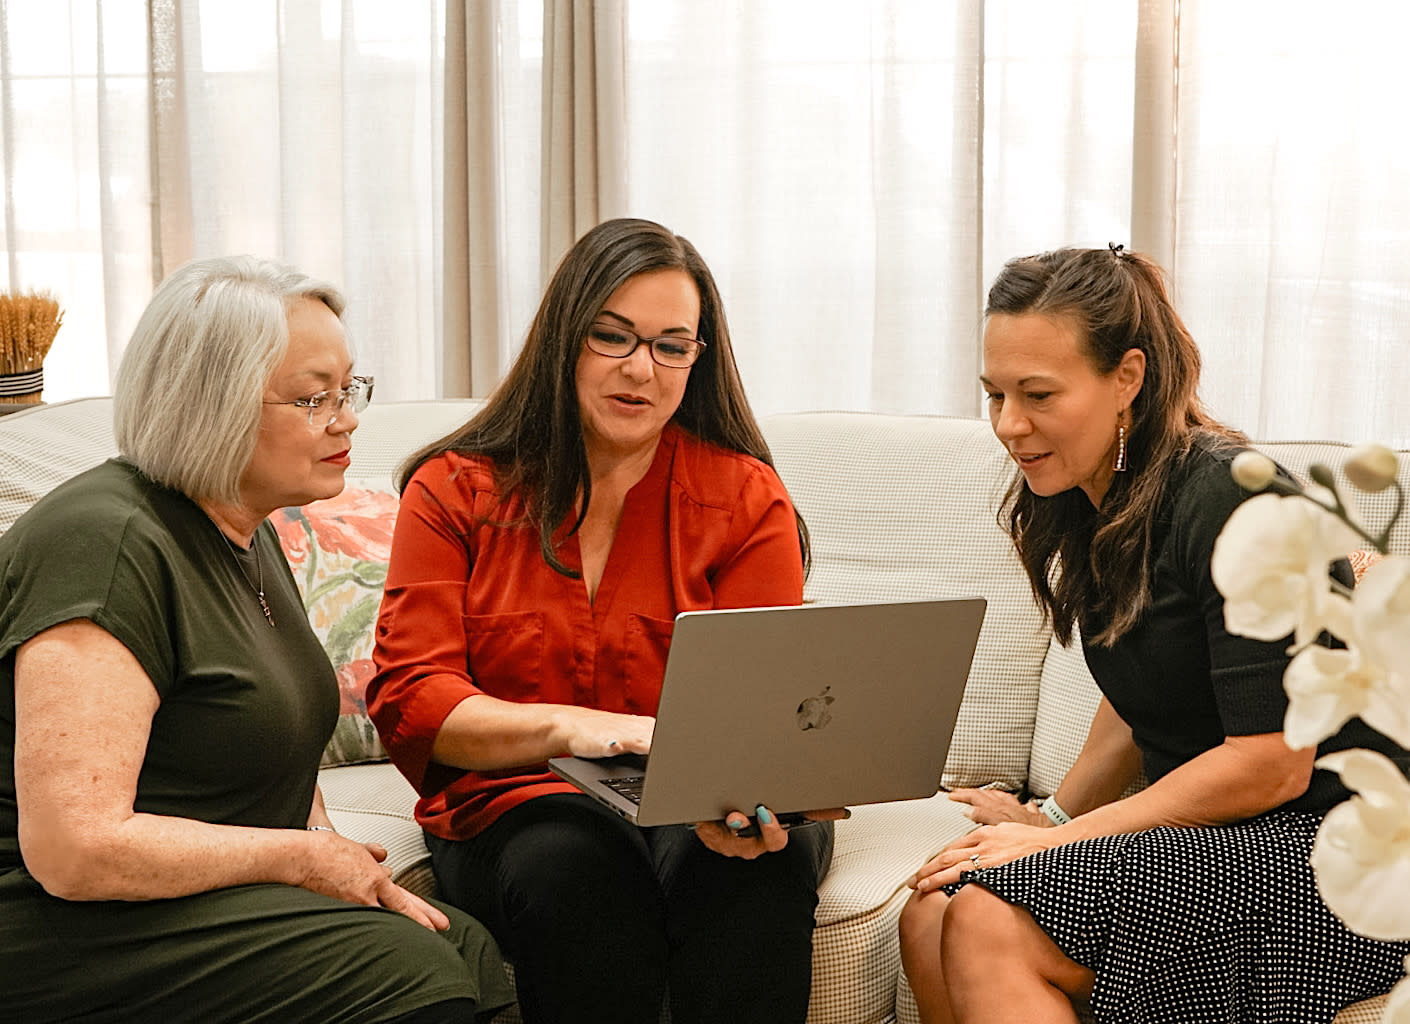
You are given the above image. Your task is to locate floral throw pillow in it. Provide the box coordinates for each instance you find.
[272,485,399,766]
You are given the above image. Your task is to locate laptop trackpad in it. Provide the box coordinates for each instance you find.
[597,752,649,773]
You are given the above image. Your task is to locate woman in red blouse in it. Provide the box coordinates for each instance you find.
[368,218,837,1024]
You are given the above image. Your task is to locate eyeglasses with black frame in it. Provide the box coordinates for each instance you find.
[584,322,707,369]
[263,375,375,427]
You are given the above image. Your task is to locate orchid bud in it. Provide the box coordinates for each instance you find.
[1231,450,1277,492]
[1308,463,1338,491]
[1343,443,1399,493]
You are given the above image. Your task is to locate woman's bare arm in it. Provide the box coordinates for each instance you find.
[15,620,446,929]
[430,693,654,770]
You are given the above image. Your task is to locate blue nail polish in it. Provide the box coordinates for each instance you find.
[756,805,773,825]
[726,816,746,831]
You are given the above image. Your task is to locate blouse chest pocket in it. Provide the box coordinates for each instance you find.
[618,613,675,715]
[463,609,545,702]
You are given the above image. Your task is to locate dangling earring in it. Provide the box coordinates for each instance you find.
[1114,423,1128,473]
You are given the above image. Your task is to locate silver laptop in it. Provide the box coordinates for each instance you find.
[548,598,986,827]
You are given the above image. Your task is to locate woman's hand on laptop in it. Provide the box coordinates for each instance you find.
[561,708,654,759]
[693,806,849,859]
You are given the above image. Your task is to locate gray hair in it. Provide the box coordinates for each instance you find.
[114,255,347,504]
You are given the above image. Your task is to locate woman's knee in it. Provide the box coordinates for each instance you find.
[941,885,1092,998]
[940,884,1015,958]
[899,888,950,965]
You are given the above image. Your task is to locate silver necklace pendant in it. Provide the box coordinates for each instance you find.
[211,518,276,628]
[241,544,276,628]
[255,589,276,628]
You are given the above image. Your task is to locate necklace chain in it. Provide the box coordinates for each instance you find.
[213,525,276,628]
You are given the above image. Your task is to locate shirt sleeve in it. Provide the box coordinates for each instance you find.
[367,459,489,792]
[0,474,176,693]
[1175,455,1294,737]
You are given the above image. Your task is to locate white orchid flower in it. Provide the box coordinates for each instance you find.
[1231,450,1278,492]
[1211,492,1362,645]
[1355,557,1410,674]
[1284,644,1410,750]
[1345,443,1400,494]
[1310,749,1410,941]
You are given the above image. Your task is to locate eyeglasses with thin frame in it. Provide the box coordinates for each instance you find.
[584,322,707,369]
[263,375,375,427]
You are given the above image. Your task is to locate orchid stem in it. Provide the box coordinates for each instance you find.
[1277,467,1391,556]
[1374,481,1405,555]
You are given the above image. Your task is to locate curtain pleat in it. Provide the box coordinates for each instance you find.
[5,1,1410,443]
[443,0,505,398]
[148,0,192,280]
[1131,0,1177,273]
[539,0,626,279]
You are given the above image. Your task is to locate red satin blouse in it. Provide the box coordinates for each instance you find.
[367,423,805,839]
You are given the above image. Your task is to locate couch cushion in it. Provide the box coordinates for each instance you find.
[1334,996,1390,1023]
[293,401,481,764]
[810,792,976,1023]
[317,761,437,896]
[0,397,117,533]
[344,399,482,481]
[1027,631,1103,799]
[273,483,401,766]
[762,412,1047,792]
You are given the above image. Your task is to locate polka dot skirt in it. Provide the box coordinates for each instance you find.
[951,811,1410,1023]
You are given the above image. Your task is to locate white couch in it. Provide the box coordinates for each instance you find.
[0,397,1392,1023]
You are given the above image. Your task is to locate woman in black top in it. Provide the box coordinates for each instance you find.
[0,256,510,1023]
[898,246,1410,1023]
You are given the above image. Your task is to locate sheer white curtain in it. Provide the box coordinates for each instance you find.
[150,0,446,401]
[463,0,1138,418]
[620,2,990,416]
[1173,3,1410,444]
[7,1,1410,444]
[581,0,1144,418]
[3,0,446,405]
[0,0,150,401]
[608,0,1410,439]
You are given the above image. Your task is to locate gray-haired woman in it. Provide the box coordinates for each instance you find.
[0,255,511,1024]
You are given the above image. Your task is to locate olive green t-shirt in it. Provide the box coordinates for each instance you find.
[0,459,337,870]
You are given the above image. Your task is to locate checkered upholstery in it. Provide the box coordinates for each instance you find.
[0,400,1395,1023]
[0,398,120,531]
[1027,631,1103,799]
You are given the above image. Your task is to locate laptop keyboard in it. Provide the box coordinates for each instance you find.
[592,753,648,804]
[603,774,646,804]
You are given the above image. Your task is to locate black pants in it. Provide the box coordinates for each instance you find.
[427,794,833,1024]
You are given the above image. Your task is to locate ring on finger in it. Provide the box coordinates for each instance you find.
[969,853,981,869]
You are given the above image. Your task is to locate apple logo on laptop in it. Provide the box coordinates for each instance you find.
[795,686,835,731]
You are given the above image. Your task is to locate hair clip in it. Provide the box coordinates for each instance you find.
[1108,242,1126,258]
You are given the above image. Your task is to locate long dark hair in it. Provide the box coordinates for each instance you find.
[400,217,809,576]
[990,247,1244,646]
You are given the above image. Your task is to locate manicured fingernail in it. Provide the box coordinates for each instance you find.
[756,805,773,825]
[842,808,853,819]
[726,816,746,831]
